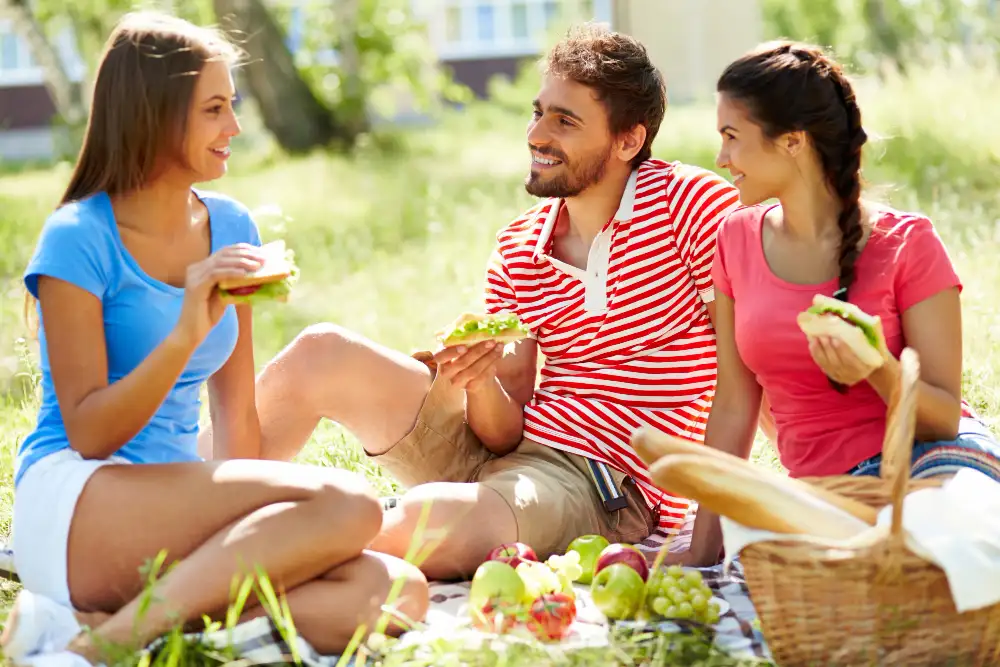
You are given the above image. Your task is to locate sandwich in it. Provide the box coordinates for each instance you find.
[436,312,530,348]
[218,240,298,305]
[796,294,884,368]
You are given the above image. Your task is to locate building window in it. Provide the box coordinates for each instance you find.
[0,31,21,71]
[511,2,529,39]
[475,4,495,42]
[436,0,613,60]
[543,0,559,27]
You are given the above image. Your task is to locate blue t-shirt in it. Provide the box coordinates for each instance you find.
[14,189,262,487]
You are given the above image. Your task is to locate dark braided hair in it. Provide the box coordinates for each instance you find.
[718,41,868,391]
[718,42,868,294]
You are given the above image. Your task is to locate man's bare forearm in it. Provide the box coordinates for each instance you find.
[466,378,525,455]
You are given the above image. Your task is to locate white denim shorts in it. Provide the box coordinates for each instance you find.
[11,449,129,608]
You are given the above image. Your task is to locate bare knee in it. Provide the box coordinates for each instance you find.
[309,468,383,549]
[379,482,516,578]
[364,554,429,634]
[276,323,356,385]
[322,551,429,643]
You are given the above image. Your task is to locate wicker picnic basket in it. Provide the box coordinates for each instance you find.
[739,348,1000,666]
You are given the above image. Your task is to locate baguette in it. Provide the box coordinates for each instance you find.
[649,453,871,540]
[632,428,878,525]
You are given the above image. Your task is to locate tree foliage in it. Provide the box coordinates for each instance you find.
[287,0,471,134]
[760,0,1000,74]
[16,0,469,154]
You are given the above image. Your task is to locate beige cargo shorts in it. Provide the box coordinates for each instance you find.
[372,352,658,560]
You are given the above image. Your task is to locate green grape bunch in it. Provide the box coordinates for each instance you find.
[644,565,721,626]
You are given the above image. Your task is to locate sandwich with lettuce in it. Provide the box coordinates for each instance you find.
[796,294,885,368]
[436,312,530,348]
[218,240,298,305]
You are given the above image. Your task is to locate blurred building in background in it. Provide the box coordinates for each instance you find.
[421,0,762,102]
[0,0,762,161]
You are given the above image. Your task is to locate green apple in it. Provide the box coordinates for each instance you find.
[469,561,527,611]
[590,562,645,620]
[566,534,610,584]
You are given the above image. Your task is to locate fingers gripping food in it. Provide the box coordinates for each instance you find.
[436,312,531,348]
[218,240,298,305]
[796,294,884,368]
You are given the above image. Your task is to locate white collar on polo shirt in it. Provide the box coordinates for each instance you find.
[531,169,639,314]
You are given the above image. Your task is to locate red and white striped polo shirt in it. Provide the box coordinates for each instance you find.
[484,159,741,541]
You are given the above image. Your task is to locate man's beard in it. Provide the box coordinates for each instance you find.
[525,144,612,198]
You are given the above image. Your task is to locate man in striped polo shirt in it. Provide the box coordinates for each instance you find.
[241,24,741,579]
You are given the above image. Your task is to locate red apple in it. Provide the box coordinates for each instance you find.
[487,542,538,569]
[593,543,649,582]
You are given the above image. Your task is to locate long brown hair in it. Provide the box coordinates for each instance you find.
[24,11,243,334]
[716,41,868,301]
[717,41,869,393]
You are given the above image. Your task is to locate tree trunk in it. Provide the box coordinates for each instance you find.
[336,0,369,138]
[0,0,87,127]
[212,0,342,153]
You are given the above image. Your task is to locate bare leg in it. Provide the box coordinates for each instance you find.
[237,325,520,579]
[230,551,429,655]
[370,482,518,580]
[57,460,385,662]
[200,324,434,462]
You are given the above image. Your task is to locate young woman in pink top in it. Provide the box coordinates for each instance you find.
[681,41,1000,566]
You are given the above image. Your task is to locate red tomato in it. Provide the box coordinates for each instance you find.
[527,593,577,641]
[471,599,524,634]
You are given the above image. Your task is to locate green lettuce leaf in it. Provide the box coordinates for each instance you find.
[448,313,528,339]
[219,278,293,304]
[806,301,879,348]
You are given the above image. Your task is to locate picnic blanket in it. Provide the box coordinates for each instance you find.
[149,560,770,666]
[1,524,773,665]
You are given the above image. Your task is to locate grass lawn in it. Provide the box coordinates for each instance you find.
[1,61,999,665]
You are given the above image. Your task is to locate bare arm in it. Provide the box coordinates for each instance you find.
[37,244,262,460]
[467,338,538,455]
[866,288,963,441]
[434,337,538,456]
[706,300,776,443]
[206,304,262,459]
[683,292,763,565]
[38,277,201,459]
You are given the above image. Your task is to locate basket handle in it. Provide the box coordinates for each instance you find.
[880,347,921,540]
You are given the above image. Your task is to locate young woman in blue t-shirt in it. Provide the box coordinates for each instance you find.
[2,12,427,666]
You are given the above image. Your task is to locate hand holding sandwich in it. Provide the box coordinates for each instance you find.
[431,312,534,454]
[434,341,504,393]
[797,294,892,388]
[174,243,266,347]
[432,312,529,393]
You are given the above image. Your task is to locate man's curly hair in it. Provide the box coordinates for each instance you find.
[543,23,666,166]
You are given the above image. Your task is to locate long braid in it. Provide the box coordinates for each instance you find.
[829,68,867,303]
[825,64,868,392]
[718,42,873,394]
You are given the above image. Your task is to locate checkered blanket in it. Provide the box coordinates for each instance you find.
[146,561,772,666]
[2,531,773,665]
